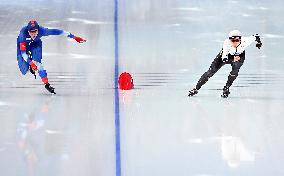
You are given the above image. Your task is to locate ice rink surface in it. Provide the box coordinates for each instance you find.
[1,0,284,176]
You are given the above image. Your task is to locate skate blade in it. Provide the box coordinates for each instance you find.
[51,89,56,94]
[188,91,197,97]
[46,88,56,94]
[221,94,228,98]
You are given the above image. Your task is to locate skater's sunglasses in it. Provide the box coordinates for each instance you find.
[230,39,240,43]
[28,29,38,33]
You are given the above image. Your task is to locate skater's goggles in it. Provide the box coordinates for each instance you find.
[28,29,38,33]
[229,36,241,42]
[230,38,241,43]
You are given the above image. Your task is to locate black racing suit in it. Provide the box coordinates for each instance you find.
[195,49,245,90]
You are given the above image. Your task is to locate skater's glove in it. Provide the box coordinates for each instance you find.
[29,61,38,71]
[255,34,261,42]
[255,34,262,49]
[256,42,262,49]
[73,36,86,43]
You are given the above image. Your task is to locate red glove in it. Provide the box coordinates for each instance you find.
[29,61,38,71]
[73,36,86,43]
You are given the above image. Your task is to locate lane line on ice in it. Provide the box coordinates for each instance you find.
[114,0,121,176]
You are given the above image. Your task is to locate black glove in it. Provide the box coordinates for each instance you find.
[29,66,36,79]
[256,42,262,49]
[255,34,262,49]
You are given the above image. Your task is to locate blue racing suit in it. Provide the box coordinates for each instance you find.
[16,26,74,80]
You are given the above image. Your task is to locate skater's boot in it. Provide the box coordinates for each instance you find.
[188,88,198,97]
[221,86,230,98]
[45,83,56,94]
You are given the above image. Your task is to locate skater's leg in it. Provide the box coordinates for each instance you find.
[31,42,55,94]
[37,63,48,84]
[225,54,245,88]
[30,43,47,85]
[188,50,224,97]
[222,53,245,97]
[36,63,55,94]
[195,50,224,90]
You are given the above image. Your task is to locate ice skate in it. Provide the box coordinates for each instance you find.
[45,83,56,94]
[188,88,198,97]
[221,86,230,98]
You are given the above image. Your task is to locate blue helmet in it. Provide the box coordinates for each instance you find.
[27,20,39,31]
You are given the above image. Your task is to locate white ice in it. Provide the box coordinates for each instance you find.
[0,0,284,176]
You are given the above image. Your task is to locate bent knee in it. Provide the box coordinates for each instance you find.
[230,70,239,77]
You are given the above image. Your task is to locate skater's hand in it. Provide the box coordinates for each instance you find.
[255,34,262,49]
[233,55,241,62]
[73,36,86,43]
[256,41,262,49]
[29,61,38,71]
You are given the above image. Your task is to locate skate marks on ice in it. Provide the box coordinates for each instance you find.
[1,71,283,97]
[133,72,185,89]
[0,71,111,96]
[129,72,284,99]
[133,72,284,88]
[0,72,84,88]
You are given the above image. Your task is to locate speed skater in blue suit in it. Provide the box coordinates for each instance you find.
[17,20,86,94]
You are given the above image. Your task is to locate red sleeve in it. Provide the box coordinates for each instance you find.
[20,42,26,51]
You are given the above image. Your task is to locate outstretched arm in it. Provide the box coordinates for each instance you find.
[242,35,262,49]
[41,27,86,43]
[64,32,87,43]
